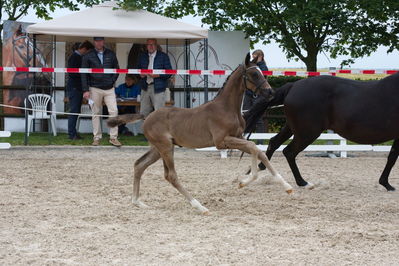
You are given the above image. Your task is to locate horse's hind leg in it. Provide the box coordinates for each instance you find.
[159,144,209,214]
[283,134,319,188]
[379,139,398,191]
[258,125,293,171]
[132,147,161,207]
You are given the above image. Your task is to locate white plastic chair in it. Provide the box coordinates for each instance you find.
[24,93,57,136]
[76,103,92,132]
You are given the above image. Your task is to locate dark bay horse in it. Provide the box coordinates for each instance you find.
[244,73,399,191]
[107,53,293,214]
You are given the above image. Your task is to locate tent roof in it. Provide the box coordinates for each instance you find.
[26,1,208,44]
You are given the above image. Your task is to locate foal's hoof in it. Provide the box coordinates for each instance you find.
[238,175,256,188]
[132,199,150,208]
[190,199,210,215]
[201,209,210,215]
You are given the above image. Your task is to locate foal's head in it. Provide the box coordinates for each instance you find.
[242,53,274,100]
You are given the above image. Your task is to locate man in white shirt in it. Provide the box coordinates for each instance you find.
[137,39,173,117]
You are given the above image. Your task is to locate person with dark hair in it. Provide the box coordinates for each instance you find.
[81,37,121,147]
[115,74,141,135]
[242,49,269,137]
[66,40,94,140]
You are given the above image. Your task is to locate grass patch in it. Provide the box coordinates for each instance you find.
[1,132,393,147]
[0,132,149,146]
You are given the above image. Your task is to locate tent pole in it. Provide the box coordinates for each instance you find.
[204,38,208,103]
[184,39,191,108]
[24,34,37,145]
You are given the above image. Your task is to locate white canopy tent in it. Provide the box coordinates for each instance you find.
[26,1,210,109]
[26,1,208,44]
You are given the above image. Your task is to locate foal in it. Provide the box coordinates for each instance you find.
[107,54,292,214]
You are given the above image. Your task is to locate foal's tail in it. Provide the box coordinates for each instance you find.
[107,114,144,128]
[244,82,294,133]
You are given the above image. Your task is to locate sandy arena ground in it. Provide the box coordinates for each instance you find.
[1,146,399,265]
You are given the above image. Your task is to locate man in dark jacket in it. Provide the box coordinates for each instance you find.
[242,49,269,137]
[81,37,121,147]
[137,39,172,117]
[67,41,94,140]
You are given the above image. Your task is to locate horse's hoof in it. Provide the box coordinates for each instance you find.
[286,189,293,194]
[305,182,315,190]
[239,182,246,188]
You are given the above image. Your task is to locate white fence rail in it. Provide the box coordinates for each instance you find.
[0,131,11,149]
[196,133,391,158]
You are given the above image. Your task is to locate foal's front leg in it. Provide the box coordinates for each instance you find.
[219,136,293,194]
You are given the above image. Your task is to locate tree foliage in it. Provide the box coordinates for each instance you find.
[0,0,100,33]
[122,0,399,70]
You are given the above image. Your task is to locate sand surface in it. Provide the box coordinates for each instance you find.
[1,147,399,265]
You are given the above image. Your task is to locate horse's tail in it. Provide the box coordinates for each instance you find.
[244,82,294,133]
[107,114,144,128]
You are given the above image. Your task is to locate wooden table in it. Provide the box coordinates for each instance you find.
[116,99,174,107]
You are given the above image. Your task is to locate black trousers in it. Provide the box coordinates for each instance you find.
[67,87,83,138]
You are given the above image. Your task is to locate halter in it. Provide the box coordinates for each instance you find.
[242,64,268,97]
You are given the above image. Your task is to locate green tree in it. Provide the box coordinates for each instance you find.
[121,0,399,71]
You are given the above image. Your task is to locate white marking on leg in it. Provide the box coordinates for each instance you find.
[132,199,150,208]
[239,154,258,188]
[190,199,209,215]
[273,173,293,194]
[305,182,315,190]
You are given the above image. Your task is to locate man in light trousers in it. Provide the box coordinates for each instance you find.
[81,37,122,147]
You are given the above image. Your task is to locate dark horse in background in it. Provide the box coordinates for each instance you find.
[244,72,399,191]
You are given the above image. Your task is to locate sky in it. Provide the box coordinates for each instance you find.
[9,4,399,70]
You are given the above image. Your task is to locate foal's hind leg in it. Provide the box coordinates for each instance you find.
[246,125,293,175]
[158,143,209,214]
[220,136,293,193]
[379,139,398,191]
[132,147,161,207]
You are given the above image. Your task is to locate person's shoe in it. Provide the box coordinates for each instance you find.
[109,138,122,147]
[123,130,134,136]
[69,134,83,140]
[92,139,101,146]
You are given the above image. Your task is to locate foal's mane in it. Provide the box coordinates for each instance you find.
[213,65,243,99]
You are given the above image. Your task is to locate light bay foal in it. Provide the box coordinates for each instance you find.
[107,53,292,214]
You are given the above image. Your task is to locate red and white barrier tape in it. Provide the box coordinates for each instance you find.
[0,103,113,118]
[0,67,397,76]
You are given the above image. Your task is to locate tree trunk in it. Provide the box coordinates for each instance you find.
[303,51,318,72]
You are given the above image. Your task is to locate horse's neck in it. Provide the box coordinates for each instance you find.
[217,70,245,113]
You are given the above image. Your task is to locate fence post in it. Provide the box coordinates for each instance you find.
[340,139,347,158]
